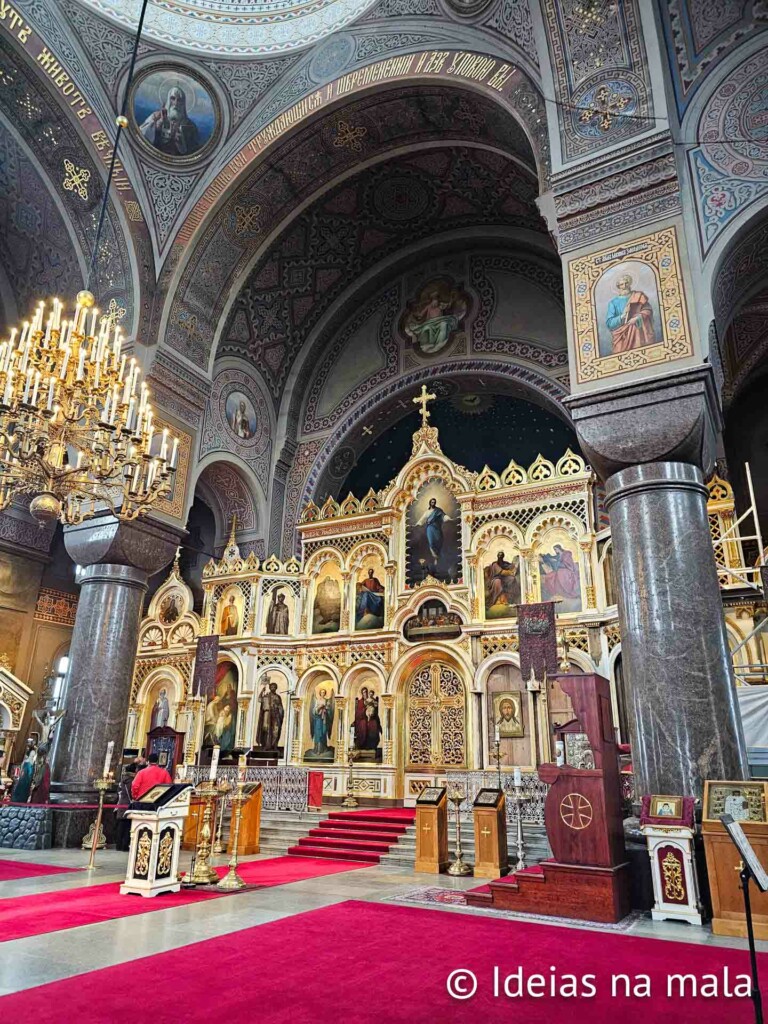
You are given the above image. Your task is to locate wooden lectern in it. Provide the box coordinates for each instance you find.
[466,674,631,923]
[227,782,263,855]
[703,779,768,939]
[415,786,449,873]
[182,795,205,851]
[473,788,508,878]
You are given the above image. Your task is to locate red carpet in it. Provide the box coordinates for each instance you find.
[287,808,414,863]
[0,900,761,1021]
[0,856,365,942]
[0,858,79,881]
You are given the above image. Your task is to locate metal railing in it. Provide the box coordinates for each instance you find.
[183,765,309,812]
[444,770,548,825]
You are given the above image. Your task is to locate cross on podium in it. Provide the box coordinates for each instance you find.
[481,826,492,838]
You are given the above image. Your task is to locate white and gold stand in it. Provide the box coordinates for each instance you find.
[121,784,193,898]
[642,823,703,926]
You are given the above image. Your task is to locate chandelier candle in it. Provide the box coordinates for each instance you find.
[0,289,178,526]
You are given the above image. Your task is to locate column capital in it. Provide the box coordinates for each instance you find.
[564,365,721,481]
[64,514,185,576]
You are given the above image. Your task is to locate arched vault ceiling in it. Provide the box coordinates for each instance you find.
[73,0,379,57]
[162,84,539,372]
[0,35,135,329]
[219,145,544,406]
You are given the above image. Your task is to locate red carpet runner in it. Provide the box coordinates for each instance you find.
[288,808,415,863]
[0,899,761,1022]
[0,856,366,942]
[0,858,79,882]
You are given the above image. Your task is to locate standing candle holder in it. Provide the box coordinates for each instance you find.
[85,772,113,871]
[213,779,231,854]
[342,748,358,808]
[446,786,472,877]
[188,780,219,884]
[511,778,527,871]
[217,779,248,891]
[490,738,503,792]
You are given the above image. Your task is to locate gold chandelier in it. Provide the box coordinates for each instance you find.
[0,288,177,526]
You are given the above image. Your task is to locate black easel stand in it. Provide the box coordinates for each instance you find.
[741,865,764,1024]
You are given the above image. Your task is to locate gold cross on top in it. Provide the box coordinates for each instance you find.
[413,384,437,427]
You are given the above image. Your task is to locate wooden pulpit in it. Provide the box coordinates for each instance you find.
[703,779,768,939]
[182,795,205,851]
[473,788,508,878]
[466,674,631,923]
[415,786,448,873]
[227,782,262,856]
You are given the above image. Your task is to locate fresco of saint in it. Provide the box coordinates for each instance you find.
[484,550,521,619]
[605,273,657,353]
[355,566,385,630]
[539,543,582,613]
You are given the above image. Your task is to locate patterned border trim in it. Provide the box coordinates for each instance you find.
[569,226,694,385]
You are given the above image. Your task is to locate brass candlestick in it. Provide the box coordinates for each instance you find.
[213,780,230,854]
[86,773,113,871]
[189,781,219,884]
[217,779,248,891]
[446,786,472,877]
[490,738,503,792]
[342,747,358,808]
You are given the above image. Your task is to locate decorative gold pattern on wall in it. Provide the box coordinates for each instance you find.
[407,662,466,769]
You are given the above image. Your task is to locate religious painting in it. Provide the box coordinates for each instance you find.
[203,661,238,753]
[264,584,292,636]
[705,781,767,823]
[492,692,524,739]
[352,677,382,762]
[482,543,522,620]
[537,532,582,614]
[569,227,694,385]
[217,586,244,638]
[406,478,461,585]
[0,608,24,674]
[403,600,462,642]
[595,259,662,358]
[649,795,683,819]
[354,556,385,631]
[131,67,218,162]
[158,590,184,625]
[304,678,336,763]
[255,671,288,752]
[225,390,258,442]
[312,562,342,634]
[400,277,470,357]
[486,664,531,768]
[147,679,174,733]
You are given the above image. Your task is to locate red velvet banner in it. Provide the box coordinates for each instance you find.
[517,602,558,682]
[191,634,220,701]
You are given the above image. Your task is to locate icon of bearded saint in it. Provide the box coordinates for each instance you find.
[139,86,200,157]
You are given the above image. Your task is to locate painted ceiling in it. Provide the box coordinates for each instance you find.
[72,0,379,56]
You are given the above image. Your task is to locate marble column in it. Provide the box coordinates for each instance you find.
[567,368,747,798]
[53,515,182,799]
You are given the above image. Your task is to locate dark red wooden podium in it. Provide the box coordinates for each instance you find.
[467,674,631,923]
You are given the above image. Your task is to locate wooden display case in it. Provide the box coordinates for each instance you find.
[703,779,768,938]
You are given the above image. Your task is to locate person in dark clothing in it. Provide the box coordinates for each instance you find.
[115,764,138,853]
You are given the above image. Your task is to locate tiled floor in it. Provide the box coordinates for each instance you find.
[0,845,764,997]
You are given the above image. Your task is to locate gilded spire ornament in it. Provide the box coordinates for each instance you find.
[413,383,437,427]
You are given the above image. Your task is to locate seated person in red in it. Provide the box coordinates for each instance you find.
[131,753,172,800]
